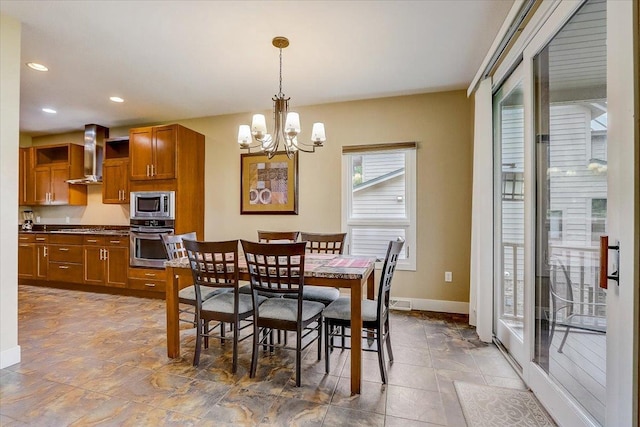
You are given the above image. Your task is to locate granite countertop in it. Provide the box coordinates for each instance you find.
[19,225,130,236]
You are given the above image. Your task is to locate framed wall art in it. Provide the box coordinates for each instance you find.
[240,152,298,214]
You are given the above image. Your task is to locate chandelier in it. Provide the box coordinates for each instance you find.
[237,36,326,159]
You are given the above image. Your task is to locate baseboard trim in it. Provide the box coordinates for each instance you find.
[0,345,21,369]
[409,298,469,314]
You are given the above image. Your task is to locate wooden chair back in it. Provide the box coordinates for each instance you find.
[183,239,240,303]
[161,232,197,260]
[240,240,307,298]
[376,238,405,320]
[257,230,300,243]
[300,232,347,254]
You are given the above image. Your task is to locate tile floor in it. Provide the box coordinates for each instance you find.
[0,285,525,426]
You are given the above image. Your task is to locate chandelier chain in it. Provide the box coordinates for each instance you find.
[278,47,283,98]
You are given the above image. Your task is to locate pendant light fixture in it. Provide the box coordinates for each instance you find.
[237,36,326,158]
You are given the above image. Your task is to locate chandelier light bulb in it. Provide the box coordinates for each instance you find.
[285,112,301,136]
[238,125,252,147]
[311,123,326,144]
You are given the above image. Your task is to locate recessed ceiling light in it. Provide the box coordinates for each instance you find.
[42,108,57,114]
[26,62,49,72]
[109,96,124,103]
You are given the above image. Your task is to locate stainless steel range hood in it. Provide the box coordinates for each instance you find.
[66,124,108,185]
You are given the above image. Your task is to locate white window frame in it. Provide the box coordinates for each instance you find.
[341,147,416,271]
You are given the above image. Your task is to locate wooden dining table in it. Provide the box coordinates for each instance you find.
[164,253,376,395]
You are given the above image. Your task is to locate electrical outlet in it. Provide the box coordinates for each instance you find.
[445,271,453,282]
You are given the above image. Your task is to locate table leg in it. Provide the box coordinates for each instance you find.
[350,279,362,395]
[166,266,180,358]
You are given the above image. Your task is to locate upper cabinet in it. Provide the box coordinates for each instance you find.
[129,125,176,181]
[25,144,87,206]
[19,147,34,205]
[102,137,130,204]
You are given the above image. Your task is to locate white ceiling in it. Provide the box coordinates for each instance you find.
[1,0,514,136]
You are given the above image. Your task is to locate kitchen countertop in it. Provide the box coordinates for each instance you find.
[19,225,129,236]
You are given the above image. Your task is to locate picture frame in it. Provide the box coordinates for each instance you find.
[240,151,298,215]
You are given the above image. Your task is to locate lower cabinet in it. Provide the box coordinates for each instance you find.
[18,234,36,279]
[128,267,166,293]
[84,236,129,288]
[18,232,168,295]
[48,234,84,283]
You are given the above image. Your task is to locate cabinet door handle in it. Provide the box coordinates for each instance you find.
[146,164,150,177]
[43,246,47,257]
[19,237,29,241]
[19,244,30,247]
[144,272,156,277]
[109,240,121,244]
[87,239,98,243]
[36,237,46,241]
[151,164,155,176]
[58,265,69,269]
[99,248,104,260]
[144,283,156,287]
[59,248,69,251]
[50,192,54,202]
[104,249,108,260]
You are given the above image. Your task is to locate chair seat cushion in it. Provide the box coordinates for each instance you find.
[323,297,378,323]
[179,285,229,304]
[239,284,285,299]
[283,285,340,306]
[201,292,267,315]
[258,298,325,323]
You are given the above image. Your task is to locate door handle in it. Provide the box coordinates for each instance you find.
[104,249,108,260]
[58,265,69,269]
[599,236,620,289]
[151,164,155,177]
[43,246,47,257]
[146,164,150,177]
[59,247,69,251]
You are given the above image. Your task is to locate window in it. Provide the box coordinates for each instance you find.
[549,210,563,240]
[342,143,416,270]
[591,198,607,242]
[502,171,524,200]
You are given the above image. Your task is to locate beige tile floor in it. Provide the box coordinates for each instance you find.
[0,285,525,426]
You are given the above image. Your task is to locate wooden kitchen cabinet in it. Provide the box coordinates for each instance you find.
[83,235,129,288]
[18,234,36,279]
[129,125,176,181]
[35,234,49,280]
[128,267,166,293]
[102,159,129,204]
[102,137,130,204]
[48,234,84,284]
[32,144,87,206]
[18,233,48,279]
[19,147,34,205]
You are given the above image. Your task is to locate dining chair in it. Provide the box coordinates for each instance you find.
[161,232,227,327]
[241,239,324,387]
[300,232,346,254]
[323,238,404,384]
[257,230,300,243]
[549,257,606,353]
[183,239,265,371]
[284,232,347,306]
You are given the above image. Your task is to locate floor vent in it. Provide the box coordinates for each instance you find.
[389,298,412,311]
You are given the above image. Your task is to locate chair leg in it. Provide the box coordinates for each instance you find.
[384,318,394,363]
[250,324,259,378]
[296,329,302,387]
[341,326,345,349]
[232,319,239,374]
[325,320,331,374]
[376,327,387,384]
[558,325,571,353]
[317,318,323,361]
[193,318,203,367]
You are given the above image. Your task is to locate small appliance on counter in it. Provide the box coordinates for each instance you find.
[22,210,34,231]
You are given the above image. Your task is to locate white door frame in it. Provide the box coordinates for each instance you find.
[478,0,638,425]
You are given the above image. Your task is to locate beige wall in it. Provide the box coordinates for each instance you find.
[1,14,21,368]
[26,90,473,305]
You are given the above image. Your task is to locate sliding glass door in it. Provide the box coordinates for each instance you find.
[493,65,526,368]
[532,1,607,424]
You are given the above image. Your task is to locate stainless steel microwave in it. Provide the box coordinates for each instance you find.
[130,191,175,220]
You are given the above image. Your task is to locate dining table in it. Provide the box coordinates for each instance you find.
[164,253,376,395]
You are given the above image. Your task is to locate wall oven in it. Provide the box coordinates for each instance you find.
[130,191,175,220]
[130,219,174,268]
